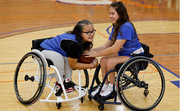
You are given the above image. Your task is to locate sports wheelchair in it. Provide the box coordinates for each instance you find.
[14,37,89,109]
[88,43,165,110]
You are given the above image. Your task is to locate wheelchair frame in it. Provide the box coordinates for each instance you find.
[88,43,165,110]
[14,38,89,109]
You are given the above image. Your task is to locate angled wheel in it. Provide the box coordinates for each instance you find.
[94,64,102,85]
[98,104,104,110]
[14,52,46,105]
[116,56,165,111]
[71,69,89,88]
[56,103,62,109]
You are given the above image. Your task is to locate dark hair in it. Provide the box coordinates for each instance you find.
[66,20,93,54]
[110,1,138,42]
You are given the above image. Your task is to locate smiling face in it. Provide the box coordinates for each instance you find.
[81,24,95,43]
[109,6,119,24]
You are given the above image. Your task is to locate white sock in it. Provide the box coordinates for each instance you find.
[108,83,113,88]
[100,83,114,96]
[65,78,71,83]
[101,84,108,91]
[91,84,108,96]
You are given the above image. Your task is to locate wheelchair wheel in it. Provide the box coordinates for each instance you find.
[14,52,46,105]
[95,64,101,85]
[94,64,117,85]
[71,69,89,88]
[116,56,165,111]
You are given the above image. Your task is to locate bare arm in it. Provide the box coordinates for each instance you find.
[86,39,126,57]
[93,39,113,52]
[68,57,98,70]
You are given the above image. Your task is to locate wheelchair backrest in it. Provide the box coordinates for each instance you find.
[31,37,53,50]
[140,43,153,58]
[115,43,153,71]
[31,37,54,66]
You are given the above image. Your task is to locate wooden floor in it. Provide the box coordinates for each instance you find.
[0,0,179,111]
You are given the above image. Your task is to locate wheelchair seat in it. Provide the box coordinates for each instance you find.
[115,43,153,71]
[31,37,54,66]
[31,37,53,51]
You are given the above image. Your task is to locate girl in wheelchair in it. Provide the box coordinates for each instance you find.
[40,20,98,97]
[85,1,144,99]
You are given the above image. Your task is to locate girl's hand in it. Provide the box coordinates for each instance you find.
[84,49,97,57]
[91,58,98,69]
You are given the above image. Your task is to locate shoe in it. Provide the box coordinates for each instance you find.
[64,79,75,93]
[91,84,108,96]
[100,84,114,97]
[55,82,63,96]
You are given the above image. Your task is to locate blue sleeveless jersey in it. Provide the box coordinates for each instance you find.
[109,22,142,57]
[40,33,78,57]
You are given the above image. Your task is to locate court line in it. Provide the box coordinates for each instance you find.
[158,61,180,64]
[0,20,110,39]
[96,30,108,39]
[0,81,14,83]
[156,62,180,78]
[72,15,80,21]
[0,22,77,39]
[55,0,63,9]
[0,62,18,65]
[56,0,112,5]
[106,25,179,35]
[155,54,180,57]
[120,0,160,8]
[1,20,178,39]
[170,80,180,88]
[56,0,160,8]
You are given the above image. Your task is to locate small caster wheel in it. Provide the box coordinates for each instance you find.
[81,97,84,103]
[56,103,62,109]
[98,104,104,110]
[144,89,149,97]
[88,95,92,100]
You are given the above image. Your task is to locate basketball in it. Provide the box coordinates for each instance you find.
[78,55,95,64]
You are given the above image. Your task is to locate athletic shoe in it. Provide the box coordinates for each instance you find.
[91,84,108,96]
[64,79,75,93]
[55,82,63,96]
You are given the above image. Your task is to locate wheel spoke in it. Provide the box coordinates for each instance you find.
[14,52,46,104]
[116,57,165,110]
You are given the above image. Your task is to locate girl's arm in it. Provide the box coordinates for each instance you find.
[86,39,126,57]
[68,57,98,70]
[93,39,113,52]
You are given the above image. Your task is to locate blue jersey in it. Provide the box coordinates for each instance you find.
[40,33,78,57]
[109,22,142,56]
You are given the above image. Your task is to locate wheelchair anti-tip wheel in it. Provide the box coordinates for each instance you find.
[14,52,46,105]
[116,56,165,111]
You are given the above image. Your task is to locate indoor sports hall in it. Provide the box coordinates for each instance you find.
[0,0,179,111]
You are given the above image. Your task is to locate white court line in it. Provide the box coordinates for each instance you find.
[57,0,112,5]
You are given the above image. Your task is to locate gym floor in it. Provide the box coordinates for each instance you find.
[0,0,179,111]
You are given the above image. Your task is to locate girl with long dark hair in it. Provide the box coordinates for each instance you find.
[86,1,144,98]
[40,20,98,96]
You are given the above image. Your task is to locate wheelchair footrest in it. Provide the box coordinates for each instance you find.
[102,91,116,100]
[94,94,105,105]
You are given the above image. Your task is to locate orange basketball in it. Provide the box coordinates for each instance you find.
[78,55,95,64]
